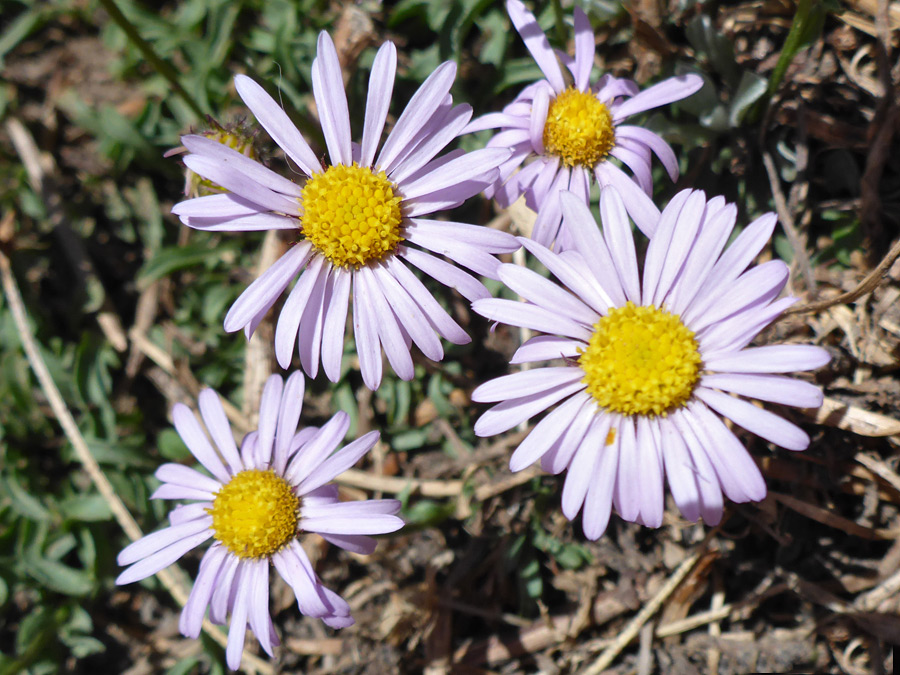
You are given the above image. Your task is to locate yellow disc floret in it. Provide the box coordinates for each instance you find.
[300,163,404,268]
[208,469,299,559]
[543,87,615,168]
[579,302,702,417]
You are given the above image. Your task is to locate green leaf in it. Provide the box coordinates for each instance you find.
[58,495,112,522]
[23,551,93,596]
[138,242,238,288]
[0,474,52,522]
[728,71,767,127]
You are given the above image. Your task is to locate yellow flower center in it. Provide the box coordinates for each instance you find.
[300,163,404,268]
[543,87,615,168]
[579,302,702,417]
[208,469,299,559]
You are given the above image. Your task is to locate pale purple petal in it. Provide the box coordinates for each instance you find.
[401,147,510,201]
[497,264,598,326]
[371,265,443,361]
[179,544,228,637]
[507,0,565,93]
[273,371,305,475]
[561,415,610,520]
[695,387,810,451]
[301,503,403,535]
[151,484,216,502]
[640,188,694,305]
[358,265,413,380]
[297,431,380,495]
[224,243,312,333]
[529,85,549,154]
[319,534,377,555]
[635,417,664,527]
[597,163,660,235]
[472,297,593,342]
[389,104,474,184]
[685,260,789,331]
[690,213,778,311]
[197,389,243,474]
[247,561,275,656]
[667,203,738,315]
[559,192,627,306]
[612,418,639,521]
[117,528,213,585]
[616,125,679,181]
[698,296,796,355]
[182,212,298,232]
[572,7,594,91]
[296,263,329,379]
[171,403,231,484]
[473,367,585,403]
[225,564,252,670]
[609,144,652,194]
[209,554,240,625]
[311,32,352,166]
[274,254,327,369]
[681,402,766,503]
[405,228,502,278]
[173,193,264,218]
[182,155,300,215]
[285,412,350,486]
[378,61,456,173]
[540,393,598,474]
[666,414,725,525]
[271,543,330,617]
[705,345,830,374]
[118,517,211,566]
[582,428,618,539]
[406,219,519,252]
[234,74,323,176]
[509,392,586,471]
[155,464,222,495]
[400,246,489,302]
[519,238,612,315]
[474,380,586,436]
[168,502,212,526]
[700,373,822,409]
[599,187,641,303]
[651,190,708,307]
[510,335,582,364]
[360,42,397,167]
[352,268,383,390]
[321,268,351,382]
[183,134,303,197]
[255,375,284,467]
[612,74,704,121]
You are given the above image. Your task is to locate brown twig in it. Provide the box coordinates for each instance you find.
[784,235,900,315]
[581,546,707,674]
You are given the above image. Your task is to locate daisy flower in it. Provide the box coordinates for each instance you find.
[466,0,703,247]
[116,373,403,669]
[471,187,829,540]
[172,32,518,390]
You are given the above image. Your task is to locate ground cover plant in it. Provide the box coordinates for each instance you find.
[1,0,899,673]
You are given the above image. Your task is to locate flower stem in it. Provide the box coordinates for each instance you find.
[96,0,205,119]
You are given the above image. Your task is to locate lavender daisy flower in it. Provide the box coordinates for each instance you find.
[172,32,517,390]
[471,187,829,540]
[465,0,703,247]
[116,373,403,669]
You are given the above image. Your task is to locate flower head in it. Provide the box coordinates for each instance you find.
[466,0,703,248]
[471,187,829,540]
[116,373,403,669]
[173,32,518,389]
